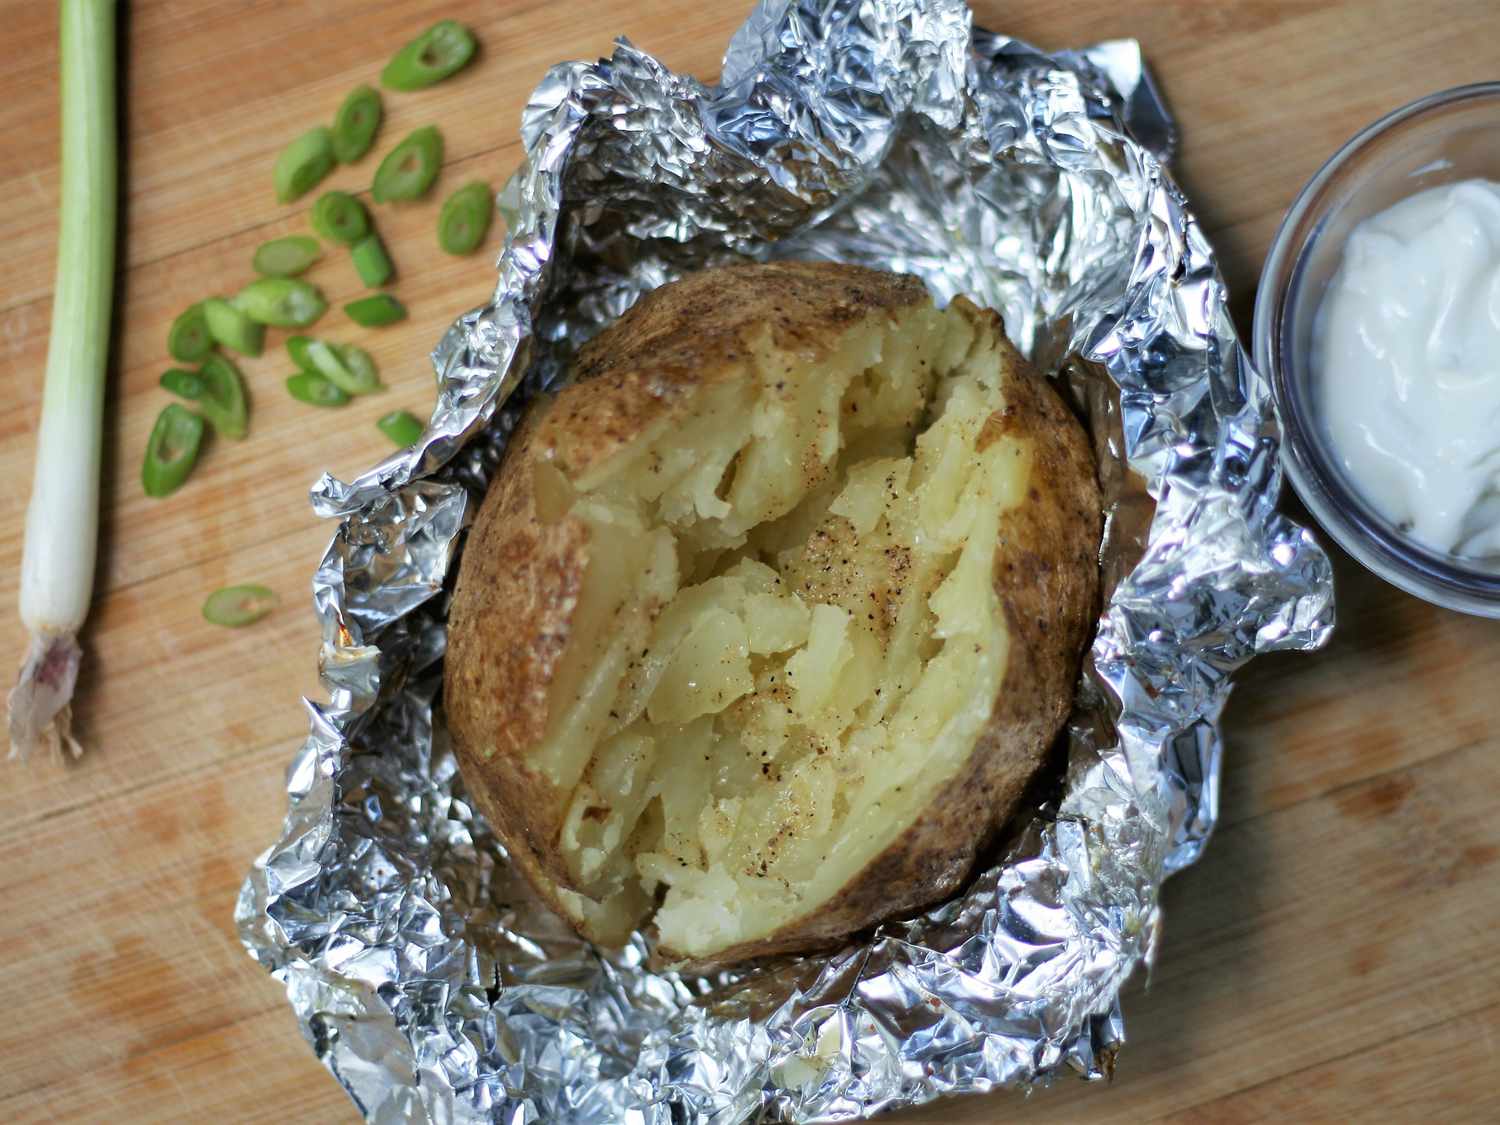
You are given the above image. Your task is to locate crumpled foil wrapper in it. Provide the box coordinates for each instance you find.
[236,1,1335,1120]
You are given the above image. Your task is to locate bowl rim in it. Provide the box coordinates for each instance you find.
[1254,81,1500,618]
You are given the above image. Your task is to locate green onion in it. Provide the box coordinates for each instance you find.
[202,584,278,628]
[288,337,379,393]
[202,296,264,357]
[338,344,381,390]
[196,354,249,440]
[332,84,382,164]
[286,334,316,371]
[159,368,205,400]
[350,233,394,287]
[167,303,212,362]
[252,234,322,278]
[11,0,117,760]
[306,339,381,395]
[235,277,327,328]
[311,190,370,246]
[344,294,406,327]
[273,126,335,203]
[381,21,477,91]
[437,181,494,255]
[141,404,204,498]
[377,409,424,446]
[371,126,443,203]
[285,371,351,407]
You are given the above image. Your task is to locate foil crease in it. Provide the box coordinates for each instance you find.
[238,1,1335,1121]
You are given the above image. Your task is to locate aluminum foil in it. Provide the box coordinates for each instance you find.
[237,1,1335,1121]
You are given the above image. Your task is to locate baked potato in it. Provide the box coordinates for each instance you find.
[446,261,1101,965]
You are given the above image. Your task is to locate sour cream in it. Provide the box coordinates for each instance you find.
[1314,179,1500,557]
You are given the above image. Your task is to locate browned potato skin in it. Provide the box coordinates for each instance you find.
[445,262,1101,965]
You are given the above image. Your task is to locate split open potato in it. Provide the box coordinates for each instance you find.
[446,261,1101,965]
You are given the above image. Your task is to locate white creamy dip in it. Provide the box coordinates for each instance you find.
[1315,179,1500,556]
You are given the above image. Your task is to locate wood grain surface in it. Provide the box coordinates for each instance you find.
[2,2,1498,1122]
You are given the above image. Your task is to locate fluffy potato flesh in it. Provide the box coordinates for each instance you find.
[521,297,1035,959]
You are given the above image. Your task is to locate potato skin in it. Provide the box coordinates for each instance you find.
[445,263,1101,963]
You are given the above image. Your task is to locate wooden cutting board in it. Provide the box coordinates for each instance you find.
[2,1,1497,1121]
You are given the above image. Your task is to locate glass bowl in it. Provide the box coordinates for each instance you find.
[1255,83,1500,618]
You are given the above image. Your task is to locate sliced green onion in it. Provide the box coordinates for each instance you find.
[196,353,249,440]
[13,0,118,761]
[338,344,381,390]
[437,180,494,255]
[167,303,211,362]
[273,126,335,204]
[252,234,321,278]
[235,277,327,328]
[306,339,382,395]
[381,21,477,91]
[344,294,406,327]
[310,190,370,246]
[286,334,316,371]
[377,409,424,446]
[285,371,351,407]
[159,368,205,400]
[142,404,204,498]
[371,126,442,203]
[202,584,278,628]
[350,233,394,287]
[332,84,383,163]
[202,297,264,357]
